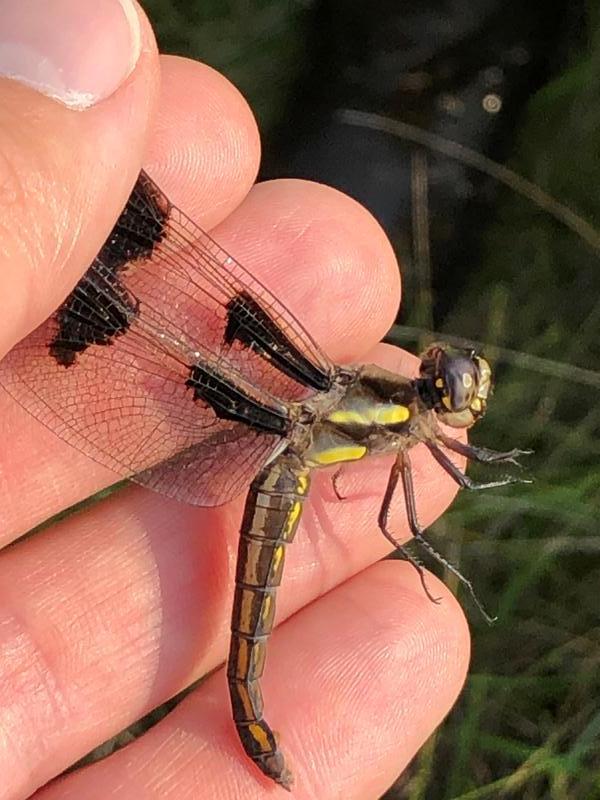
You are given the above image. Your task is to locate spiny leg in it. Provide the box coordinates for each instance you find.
[228,456,310,791]
[437,431,532,467]
[398,450,497,624]
[377,453,442,604]
[425,441,532,491]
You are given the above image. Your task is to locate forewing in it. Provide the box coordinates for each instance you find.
[112,171,335,399]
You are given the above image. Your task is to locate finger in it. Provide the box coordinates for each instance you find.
[144,55,262,229]
[208,177,400,363]
[0,0,160,353]
[0,376,461,798]
[0,179,399,542]
[33,562,470,799]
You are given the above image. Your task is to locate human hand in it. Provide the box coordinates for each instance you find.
[0,2,470,798]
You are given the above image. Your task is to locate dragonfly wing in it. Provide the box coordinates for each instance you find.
[133,428,280,506]
[0,171,334,506]
[0,306,283,505]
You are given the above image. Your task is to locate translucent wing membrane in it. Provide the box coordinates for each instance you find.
[0,171,334,505]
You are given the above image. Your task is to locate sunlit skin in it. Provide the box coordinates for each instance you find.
[0,4,471,799]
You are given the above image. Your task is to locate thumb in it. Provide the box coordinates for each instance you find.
[0,0,160,354]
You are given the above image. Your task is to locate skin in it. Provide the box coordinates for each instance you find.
[0,5,471,798]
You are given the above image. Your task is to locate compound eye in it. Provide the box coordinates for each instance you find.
[442,358,478,412]
[418,343,491,427]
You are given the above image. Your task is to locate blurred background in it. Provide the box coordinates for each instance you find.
[132,2,600,797]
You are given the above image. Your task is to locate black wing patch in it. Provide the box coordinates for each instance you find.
[225,291,332,392]
[51,172,169,366]
[187,361,291,436]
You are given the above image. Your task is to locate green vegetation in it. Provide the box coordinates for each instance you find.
[143,0,312,129]
[390,11,600,799]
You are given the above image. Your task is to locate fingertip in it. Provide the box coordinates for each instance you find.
[146,56,262,228]
[380,559,472,686]
[281,560,471,794]
[23,545,471,800]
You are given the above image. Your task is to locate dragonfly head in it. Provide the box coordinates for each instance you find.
[417,343,492,428]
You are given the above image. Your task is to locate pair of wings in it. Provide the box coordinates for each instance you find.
[0,171,334,506]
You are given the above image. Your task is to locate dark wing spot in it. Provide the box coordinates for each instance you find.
[50,173,170,366]
[225,291,333,392]
[101,171,169,269]
[187,361,291,436]
[50,263,139,366]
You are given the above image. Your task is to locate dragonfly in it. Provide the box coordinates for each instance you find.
[0,170,529,790]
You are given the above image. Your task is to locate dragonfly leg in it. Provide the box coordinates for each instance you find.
[381,451,496,624]
[227,455,310,791]
[332,467,347,500]
[436,431,532,467]
[425,441,531,491]
[377,454,442,605]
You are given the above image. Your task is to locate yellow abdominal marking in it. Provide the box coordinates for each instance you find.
[262,594,272,621]
[312,444,367,466]
[328,404,410,427]
[272,544,284,573]
[236,641,249,672]
[284,501,302,535]
[249,723,271,750]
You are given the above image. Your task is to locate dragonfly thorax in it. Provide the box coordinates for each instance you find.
[301,363,420,468]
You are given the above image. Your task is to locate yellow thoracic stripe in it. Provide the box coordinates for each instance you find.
[310,444,367,466]
[327,404,410,427]
[296,474,310,495]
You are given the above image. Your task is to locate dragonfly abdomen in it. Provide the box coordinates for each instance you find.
[228,455,310,789]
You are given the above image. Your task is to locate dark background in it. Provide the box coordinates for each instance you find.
[128,2,600,797]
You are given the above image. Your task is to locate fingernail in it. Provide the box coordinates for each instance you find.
[0,0,142,109]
